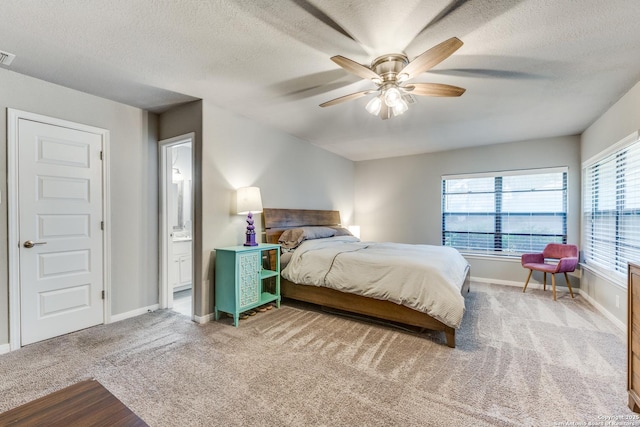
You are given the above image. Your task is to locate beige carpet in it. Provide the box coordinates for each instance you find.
[0,282,637,426]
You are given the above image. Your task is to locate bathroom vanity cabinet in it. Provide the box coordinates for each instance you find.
[172,239,192,291]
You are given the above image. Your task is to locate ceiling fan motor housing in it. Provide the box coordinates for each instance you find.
[370,54,409,84]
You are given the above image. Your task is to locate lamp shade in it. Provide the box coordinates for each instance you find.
[383,87,402,107]
[236,187,263,214]
[365,96,382,115]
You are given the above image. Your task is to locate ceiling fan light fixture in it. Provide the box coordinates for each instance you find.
[383,87,402,108]
[391,98,408,116]
[365,96,382,115]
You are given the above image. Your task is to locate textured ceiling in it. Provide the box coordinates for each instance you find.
[1,0,640,161]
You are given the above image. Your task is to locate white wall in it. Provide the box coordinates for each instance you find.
[201,100,355,315]
[580,81,640,324]
[0,68,159,346]
[354,135,581,285]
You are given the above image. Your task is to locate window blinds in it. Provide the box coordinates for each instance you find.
[442,168,568,255]
[583,133,640,280]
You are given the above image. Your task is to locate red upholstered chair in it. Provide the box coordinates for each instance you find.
[521,243,578,300]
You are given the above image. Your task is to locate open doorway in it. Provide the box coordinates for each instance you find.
[159,134,194,318]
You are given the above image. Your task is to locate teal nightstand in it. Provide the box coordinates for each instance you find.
[214,243,280,326]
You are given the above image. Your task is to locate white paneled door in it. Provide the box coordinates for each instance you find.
[18,118,104,346]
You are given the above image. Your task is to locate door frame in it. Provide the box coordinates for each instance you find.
[158,133,194,317]
[7,109,111,351]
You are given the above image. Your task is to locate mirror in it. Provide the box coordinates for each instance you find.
[171,143,192,234]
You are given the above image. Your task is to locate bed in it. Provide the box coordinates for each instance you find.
[263,208,470,347]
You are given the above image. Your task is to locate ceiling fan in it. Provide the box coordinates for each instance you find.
[320,37,466,120]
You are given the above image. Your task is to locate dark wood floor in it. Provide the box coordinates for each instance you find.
[0,379,148,426]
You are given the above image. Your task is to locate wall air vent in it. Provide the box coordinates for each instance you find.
[0,50,16,66]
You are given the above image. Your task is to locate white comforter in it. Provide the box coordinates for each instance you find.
[281,236,470,328]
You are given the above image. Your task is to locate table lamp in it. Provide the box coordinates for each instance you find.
[236,187,263,246]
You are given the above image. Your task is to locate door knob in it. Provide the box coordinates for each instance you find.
[23,240,47,248]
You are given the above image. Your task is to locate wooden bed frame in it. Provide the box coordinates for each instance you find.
[263,208,470,348]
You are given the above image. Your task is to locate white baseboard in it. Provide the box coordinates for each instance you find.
[110,304,160,323]
[578,289,625,331]
[471,276,625,332]
[0,343,11,355]
[193,313,214,324]
[473,276,527,288]
[112,305,212,324]
[471,276,572,291]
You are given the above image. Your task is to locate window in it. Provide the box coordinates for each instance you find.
[583,131,640,280]
[442,168,568,255]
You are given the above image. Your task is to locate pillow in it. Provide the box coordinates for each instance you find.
[330,227,354,237]
[278,226,336,249]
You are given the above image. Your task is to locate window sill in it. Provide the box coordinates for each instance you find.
[460,252,522,263]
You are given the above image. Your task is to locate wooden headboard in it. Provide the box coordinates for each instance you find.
[263,208,341,244]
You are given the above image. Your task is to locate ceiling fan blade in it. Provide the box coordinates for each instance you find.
[331,55,382,81]
[404,83,466,97]
[410,1,468,43]
[399,37,463,80]
[292,0,358,42]
[319,90,374,107]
